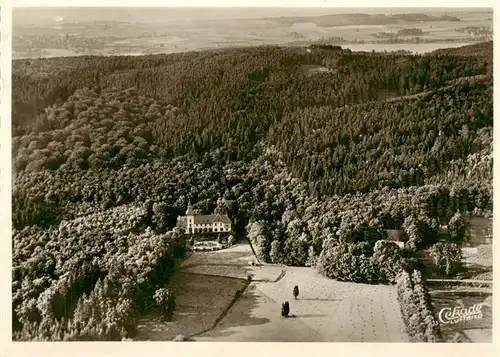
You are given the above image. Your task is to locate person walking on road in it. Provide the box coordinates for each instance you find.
[281,301,290,317]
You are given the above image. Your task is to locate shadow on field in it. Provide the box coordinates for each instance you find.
[199,284,270,338]
[288,314,328,318]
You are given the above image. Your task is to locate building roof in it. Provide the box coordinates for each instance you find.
[193,213,231,225]
[386,229,406,241]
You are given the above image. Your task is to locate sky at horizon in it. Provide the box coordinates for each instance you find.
[13,7,492,26]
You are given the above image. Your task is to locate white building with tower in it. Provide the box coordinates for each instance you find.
[183,203,232,234]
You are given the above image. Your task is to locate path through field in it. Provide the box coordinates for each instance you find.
[135,243,409,342]
[196,266,408,342]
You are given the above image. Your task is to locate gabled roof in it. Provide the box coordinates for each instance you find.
[213,213,232,224]
[192,214,231,224]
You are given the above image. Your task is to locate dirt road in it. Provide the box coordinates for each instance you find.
[135,243,409,342]
[196,266,408,342]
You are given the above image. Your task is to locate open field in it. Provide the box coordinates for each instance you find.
[135,243,408,342]
[461,243,493,281]
[135,271,248,340]
[135,239,491,342]
[136,239,493,343]
[181,243,258,279]
[196,267,408,342]
[134,244,255,340]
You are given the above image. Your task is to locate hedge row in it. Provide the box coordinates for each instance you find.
[396,270,442,342]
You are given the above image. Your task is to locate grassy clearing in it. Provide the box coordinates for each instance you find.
[197,267,408,342]
[181,244,257,279]
[136,244,409,342]
[137,241,493,343]
[460,242,492,281]
[135,272,247,340]
[135,244,254,340]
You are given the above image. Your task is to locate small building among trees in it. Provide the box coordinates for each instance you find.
[385,229,407,249]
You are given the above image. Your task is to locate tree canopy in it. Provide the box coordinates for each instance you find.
[12,42,493,340]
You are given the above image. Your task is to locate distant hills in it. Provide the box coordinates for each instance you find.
[268,12,462,27]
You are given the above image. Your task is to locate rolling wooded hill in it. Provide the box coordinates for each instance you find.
[11,42,493,341]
